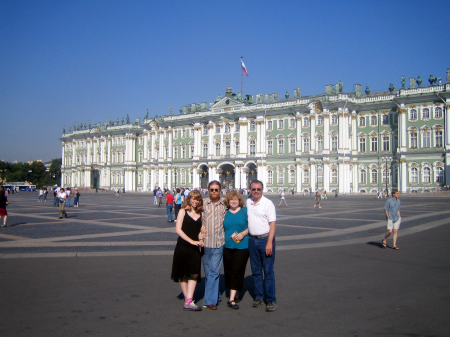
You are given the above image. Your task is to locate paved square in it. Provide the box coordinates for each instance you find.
[0,192,449,336]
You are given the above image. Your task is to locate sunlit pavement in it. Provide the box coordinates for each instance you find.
[0,192,449,336]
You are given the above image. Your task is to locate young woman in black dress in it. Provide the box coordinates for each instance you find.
[171,190,204,311]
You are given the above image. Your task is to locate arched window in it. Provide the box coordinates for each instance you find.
[303,117,310,127]
[268,170,273,184]
[215,124,221,134]
[359,116,365,127]
[289,169,295,184]
[182,146,186,159]
[434,107,442,118]
[173,146,178,159]
[139,151,143,163]
[235,123,240,132]
[331,114,338,124]
[423,131,430,148]
[360,169,366,184]
[225,141,230,156]
[422,108,429,120]
[250,121,256,132]
[410,133,418,149]
[317,167,323,184]
[331,136,338,151]
[290,138,296,154]
[290,118,296,128]
[190,145,194,159]
[225,123,230,133]
[317,136,324,152]
[278,139,284,154]
[303,169,310,184]
[235,141,239,154]
[371,136,378,152]
[382,115,389,125]
[303,138,309,152]
[215,143,220,156]
[267,121,273,130]
[410,167,418,183]
[331,168,338,184]
[435,131,443,147]
[423,167,431,183]
[267,140,273,155]
[317,115,323,126]
[409,109,417,120]
[250,140,256,155]
[382,135,389,151]
[371,115,377,126]
[278,119,284,129]
[371,169,378,184]
[436,167,444,183]
[277,168,284,184]
[203,125,208,135]
[203,143,208,157]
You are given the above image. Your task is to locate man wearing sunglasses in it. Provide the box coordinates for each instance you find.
[246,180,277,312]
[201,180,226,310]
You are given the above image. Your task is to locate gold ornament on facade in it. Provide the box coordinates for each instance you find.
[370,110,377,115]
[409,104,416,108]
[382,110,388,114]
[422,102,428,107]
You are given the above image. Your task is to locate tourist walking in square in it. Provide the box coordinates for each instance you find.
[314,191,321,208]
[382,189,401,250]
[246,180,277,312]
[57,188,68,219]
[278,189,288,207]
[0,188,11,227]
[166,190,175,222]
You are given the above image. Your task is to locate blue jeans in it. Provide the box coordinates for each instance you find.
[153,196,157,204]
[66,196,71,207]
[166,203,174,221]
[248,236,276,303]
[54,196,58,206]
[202,246,223,305]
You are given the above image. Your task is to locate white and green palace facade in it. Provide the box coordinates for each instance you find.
[61,70,450,193]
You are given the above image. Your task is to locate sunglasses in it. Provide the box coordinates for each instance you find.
[210,189,219,192]
[251,188,262,191]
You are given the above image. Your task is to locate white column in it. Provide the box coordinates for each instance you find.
[219,125,224,157]
[323,161,330,192]
[296,161,302,193]
[351,112,358,155]
[168,129,173,161]
[208,124,214,158]
[323,113,330,154]
[230,125,235,156]
[143,168,148,191]
[72,140,76,167]
[150,132,155,161]
[167,167,172,189]
[193,124,201,159]
[92,138,98,164]
[400,159,407,193]
[86,139,91,165]
[399,108,407,153]
[310,161,316,192]
[150,167,156,189]
[239,119,248,158]
[296,114,302,155]
[144,131,149,161]
[310,114,316,152]
[351,162,357,193]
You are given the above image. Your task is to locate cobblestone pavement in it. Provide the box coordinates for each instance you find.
[1,192,449,258]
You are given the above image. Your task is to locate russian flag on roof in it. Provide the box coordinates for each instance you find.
[241,59,249,76]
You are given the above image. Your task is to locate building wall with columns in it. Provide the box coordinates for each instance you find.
[60,77,450,193]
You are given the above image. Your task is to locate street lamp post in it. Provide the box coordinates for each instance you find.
[382,156,389,197]
[173,165,178,190]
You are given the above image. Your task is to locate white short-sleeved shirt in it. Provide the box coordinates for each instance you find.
[246,195,276,236]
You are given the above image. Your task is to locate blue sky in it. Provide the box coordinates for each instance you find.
[1,0,449,162]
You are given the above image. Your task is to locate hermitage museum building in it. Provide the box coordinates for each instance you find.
[60,69,450,194]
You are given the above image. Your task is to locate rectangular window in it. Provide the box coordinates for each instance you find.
[332,136,338,151]
[303,170,309,184]
[278,140,284,154]
[267,121,273,131]
[278,119,284,130]
[290,139,295,154]
[303,138,309,152]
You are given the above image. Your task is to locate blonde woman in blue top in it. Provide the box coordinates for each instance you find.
[223,191,249,310]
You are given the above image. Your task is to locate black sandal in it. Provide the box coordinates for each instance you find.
[381,240,387,248]
[393,246,400,250]
[227,300,239,310]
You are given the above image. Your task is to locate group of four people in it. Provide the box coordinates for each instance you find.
[171,179,277,312]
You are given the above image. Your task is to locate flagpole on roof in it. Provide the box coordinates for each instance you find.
[241,56,244,98]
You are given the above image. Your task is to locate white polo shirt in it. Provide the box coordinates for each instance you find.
[246,195,276,236]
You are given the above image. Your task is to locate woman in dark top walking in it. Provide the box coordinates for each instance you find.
[0,188,11,227]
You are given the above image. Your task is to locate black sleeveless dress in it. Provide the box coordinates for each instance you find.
[171,212,203,283]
